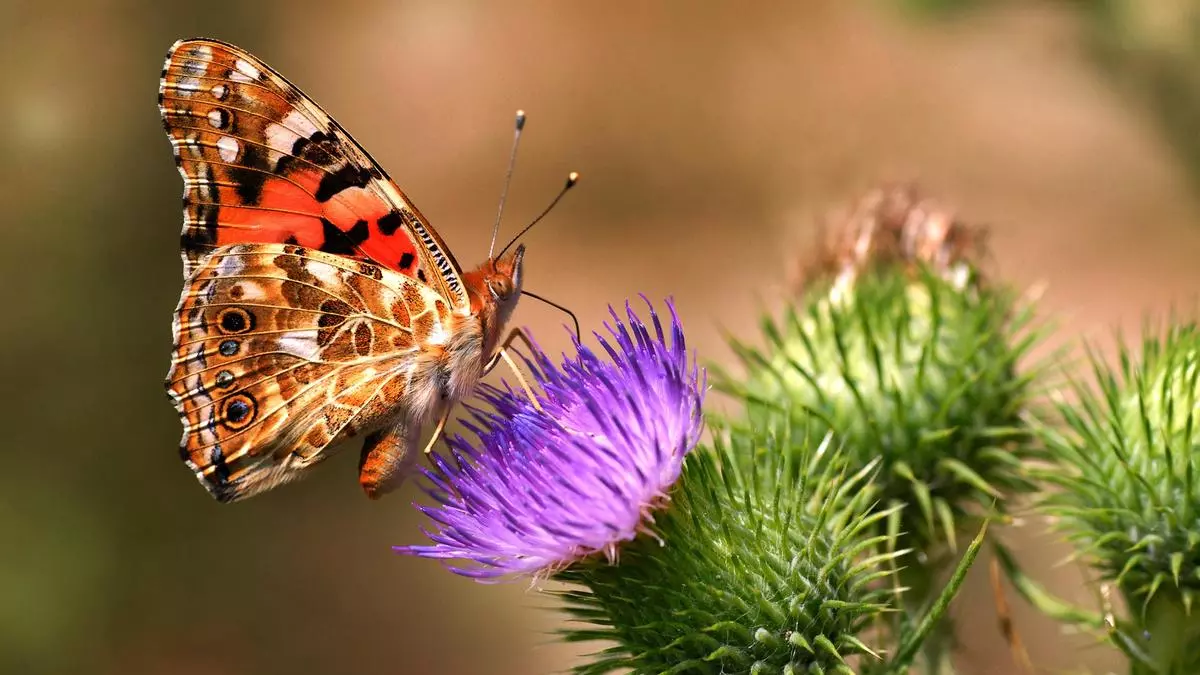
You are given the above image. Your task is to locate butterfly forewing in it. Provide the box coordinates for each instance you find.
[158,38,468,311]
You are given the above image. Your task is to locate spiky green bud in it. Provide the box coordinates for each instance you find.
[722,269,1041,559]
[556,425,902,675]
[1037,322,1200,673]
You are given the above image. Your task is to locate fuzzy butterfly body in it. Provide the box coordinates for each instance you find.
[160,38,526,502]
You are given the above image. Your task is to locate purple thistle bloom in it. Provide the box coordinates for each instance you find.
[395,297,705,581]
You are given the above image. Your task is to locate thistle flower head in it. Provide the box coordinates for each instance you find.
[395,298,705,580]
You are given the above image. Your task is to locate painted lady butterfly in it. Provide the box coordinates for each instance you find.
[159,38,568,503]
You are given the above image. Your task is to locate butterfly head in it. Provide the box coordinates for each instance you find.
[467,244,526,356]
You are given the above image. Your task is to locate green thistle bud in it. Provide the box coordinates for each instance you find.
[719,261,1041,675]
[1037,322,1200,673]
[723,269,1040,560]
[556,425,902,675]
[717,186,1043,673]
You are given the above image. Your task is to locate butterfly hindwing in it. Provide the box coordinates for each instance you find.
[158,38,468,311]
[166,243,456,502]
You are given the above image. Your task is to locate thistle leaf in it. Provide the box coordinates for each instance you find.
[887,522,989,673]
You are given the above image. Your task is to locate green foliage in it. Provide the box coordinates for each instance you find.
[1035,322,1200,673]
[884,0,992,18]
[896,0,1200,196]
[718,269,1043,560]
[1081,0,1200,194]
[555,424,901,675]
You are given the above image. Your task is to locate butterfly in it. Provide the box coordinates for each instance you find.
[159,38,568,503]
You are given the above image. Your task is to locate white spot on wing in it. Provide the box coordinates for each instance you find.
[265,123,298,153]
[176,77,201,97]
[185,44,213,61]
[231,59,260,83]
[217,136,239,162]
[265,112,321,168]
[283,110,320,138]
[306,261,343,287]
[211,84,228,100]
[278,332,321,361]
[233,282,265,301]
[171,135,203,160]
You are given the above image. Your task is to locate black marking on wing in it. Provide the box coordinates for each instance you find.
[319,218,371,256]
[315,164,373,202]
[377,211,403,236]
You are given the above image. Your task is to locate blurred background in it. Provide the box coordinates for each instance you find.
[4,1,1200,673]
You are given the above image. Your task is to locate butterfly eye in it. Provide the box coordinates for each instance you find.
[489,279,513,300]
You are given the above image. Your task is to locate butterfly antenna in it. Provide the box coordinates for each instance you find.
[498,172,579,259]
[489,110,527,260]
[521,290,581,341]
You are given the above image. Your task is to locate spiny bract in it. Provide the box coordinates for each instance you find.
[722,270,1042,558]
[557,424,901,675]
[1037,322,1200,668]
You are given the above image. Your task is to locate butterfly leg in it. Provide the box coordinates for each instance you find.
[421,409,450,455]
[483,328,544,411]
[358,418,423,499]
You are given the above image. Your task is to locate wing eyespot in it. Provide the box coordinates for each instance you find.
[214,370,236,389]
[221,393,258,430]
[217,307,254,334]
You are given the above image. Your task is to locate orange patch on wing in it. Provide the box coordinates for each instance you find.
[216,170,327,247]
[327,188,422,273]
[325,187,390,229]
[213,167,422,276]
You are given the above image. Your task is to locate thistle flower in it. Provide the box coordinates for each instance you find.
[395,298,705,580]
[1036,322,1200,672]
[395,298,981,675]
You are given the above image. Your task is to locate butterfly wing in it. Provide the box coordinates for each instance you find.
[166,242,455,502]
[158,38,469,311]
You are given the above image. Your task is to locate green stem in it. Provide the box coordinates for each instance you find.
[897,555,959,675]
[1125,589,1200,675]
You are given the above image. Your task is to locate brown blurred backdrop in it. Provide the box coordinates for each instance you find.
[4,1,1200,673]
